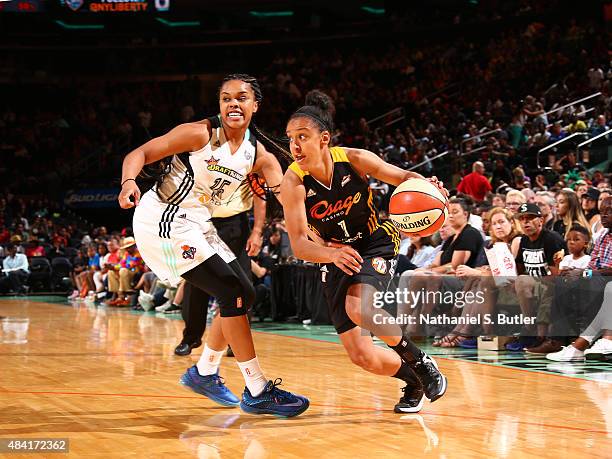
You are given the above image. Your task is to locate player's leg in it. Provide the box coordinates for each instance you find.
[175,282,208,355]
[214,213,253,357]
[339,324,425,413]
[344,277,447,403]
[182,255,309,417]
[192,313,228,377]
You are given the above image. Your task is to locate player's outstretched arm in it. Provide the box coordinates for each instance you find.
[119,123,209,209]
[345,148,448,197]
[280,170,362,275]
[252,143,284,206]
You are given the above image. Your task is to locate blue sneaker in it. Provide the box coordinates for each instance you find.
[179,365,240,407]
[240,378,309,417]
[459,338,477,349]
[505,339,524,352]
[505,336,540,352]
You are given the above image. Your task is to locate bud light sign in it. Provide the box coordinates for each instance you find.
[64,189,119,208]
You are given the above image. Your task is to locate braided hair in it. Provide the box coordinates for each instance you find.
[220,74,292,218]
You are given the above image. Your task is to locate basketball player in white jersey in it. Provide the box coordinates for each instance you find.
[174,113,266,357]
[119,74,309,417]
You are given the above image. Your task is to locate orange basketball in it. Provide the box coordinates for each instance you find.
[389,178,448,236]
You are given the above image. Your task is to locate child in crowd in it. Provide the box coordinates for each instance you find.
[559,224,591,271]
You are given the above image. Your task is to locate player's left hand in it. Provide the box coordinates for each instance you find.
[246,230,263,257]
[428,176,449,198]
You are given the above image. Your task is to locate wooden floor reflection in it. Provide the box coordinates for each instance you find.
[0,299,610,458]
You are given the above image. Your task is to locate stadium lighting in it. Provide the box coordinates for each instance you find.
[361,6,385,15]
[155,17,200,27]
[54,20,104,30]
[249,10,294,18]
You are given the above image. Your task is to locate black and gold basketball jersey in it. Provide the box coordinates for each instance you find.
[289,147,399,258]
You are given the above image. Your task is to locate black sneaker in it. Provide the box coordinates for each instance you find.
[174,340,202,356]
[164,304,182,314]
[394,384,425,413]
[412,353,447,403]
[226,346,234,357]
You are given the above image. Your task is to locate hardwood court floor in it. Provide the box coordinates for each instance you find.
[0,299,610,458]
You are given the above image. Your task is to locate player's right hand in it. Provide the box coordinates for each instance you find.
[119,180,141,209]
[330,246,363,275]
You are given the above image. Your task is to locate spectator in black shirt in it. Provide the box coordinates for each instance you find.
[514,203,567,352]
[516,203,566,277]
[553,189,590,239]
[535,191,556,231]
[491,159,513,191]
[400,198,484,334]
[438,198,484,270]
[46,237,66,261]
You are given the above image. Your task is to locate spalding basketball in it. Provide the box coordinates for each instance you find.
[389,178,448,236]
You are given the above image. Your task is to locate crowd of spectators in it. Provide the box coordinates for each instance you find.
[2,14,610,195]
[1,9,611,361]
[391,177,612,362]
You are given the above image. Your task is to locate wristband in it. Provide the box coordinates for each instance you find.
[121,178,136,187]
[582,269,593,278]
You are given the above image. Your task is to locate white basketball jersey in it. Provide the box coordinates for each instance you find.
[155,121,257,214]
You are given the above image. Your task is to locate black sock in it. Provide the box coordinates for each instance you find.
[393,361,422,387]
[390,333,424,364]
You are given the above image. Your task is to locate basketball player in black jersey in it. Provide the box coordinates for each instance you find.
[281,91,448,412]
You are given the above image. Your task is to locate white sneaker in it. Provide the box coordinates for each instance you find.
[584,338,612,360]
[546,345,585,362]
[546,362,580,375]
[139,291,155,311]
[155,299,172,312]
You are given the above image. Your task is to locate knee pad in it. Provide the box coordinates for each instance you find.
[218,282,255,317]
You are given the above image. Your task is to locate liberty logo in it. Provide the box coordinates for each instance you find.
[181,245,197,260]
[65,0,83,11]
[372,257,387,274]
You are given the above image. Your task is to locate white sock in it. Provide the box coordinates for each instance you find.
[196,345,224,376]
[237,357,268,396]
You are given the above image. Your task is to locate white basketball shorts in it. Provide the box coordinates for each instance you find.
[132,191,236,286]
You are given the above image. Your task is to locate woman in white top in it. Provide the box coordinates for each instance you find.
[119,74,308,417]
[406,235,437,269]
[434,207,522,347]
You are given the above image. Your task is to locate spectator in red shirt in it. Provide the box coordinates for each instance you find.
[457,161,492,202]
[106,237,143,306]
[52,233,68,249]
[0,222,10,244]
[25,236,45,258]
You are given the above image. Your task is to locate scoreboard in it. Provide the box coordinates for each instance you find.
[0,0,170,12]
[0,0,46,12]
[59,0,170,13]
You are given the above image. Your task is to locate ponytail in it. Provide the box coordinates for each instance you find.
[290,90,336,133]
